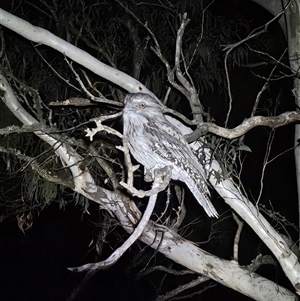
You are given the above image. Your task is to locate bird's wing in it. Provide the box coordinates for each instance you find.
[146,120,218,217]
[147,118,207,178]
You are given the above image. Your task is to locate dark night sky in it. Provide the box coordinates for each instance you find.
[0,1,298,301]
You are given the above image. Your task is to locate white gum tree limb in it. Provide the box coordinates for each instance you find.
[1,69,296,301]
[0,8,300,300]
[168,115,300,294]
[251,0,300,243]
[285,1,300,245]
[0,9,151,96]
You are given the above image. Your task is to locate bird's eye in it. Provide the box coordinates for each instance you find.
[138,103,146,109]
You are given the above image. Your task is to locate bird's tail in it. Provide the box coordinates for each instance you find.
[185,175,219,218]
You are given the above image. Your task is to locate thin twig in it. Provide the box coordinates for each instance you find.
[34,47,81,92]
[222,2,292,125]
[67,169,170,274]
[256,130,275,205]
[251,49,287,116]
[139,265,195,278]
[232,212,244,261]
[172,185,186,230]
[156,276,211,301]
[85,112,123,141]
[65,57,122,107]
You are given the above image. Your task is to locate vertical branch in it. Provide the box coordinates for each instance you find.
[117,4,205,123]
[251,48,287,116]
[118,136,139,188]
[232,212,244,262]
[283,0,300,246]
[222,6,290,126]
[256,130,275,205]
[224,50,234,127]
[174,14,203,123]
[186,0,215,70]
[124,19,144,79]
[294,78,300,246]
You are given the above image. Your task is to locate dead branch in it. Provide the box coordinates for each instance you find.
[186,111,300,142]
[232,212,244,262]
[120,166,173,198]
[156,276,211,301]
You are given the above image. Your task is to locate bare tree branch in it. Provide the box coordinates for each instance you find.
[157,276,211,301]
[222,2,291,125]
[232,212,244,262]
[0,8,153,96]
[120,166,172,198]
[69,169,166,273]
[1,10,300,300]
[186,111,300,142]
[174,13,203,123]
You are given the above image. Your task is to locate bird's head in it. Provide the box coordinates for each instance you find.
[123,93,164,117]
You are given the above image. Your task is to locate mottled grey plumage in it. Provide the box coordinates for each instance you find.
[122,93,218,218]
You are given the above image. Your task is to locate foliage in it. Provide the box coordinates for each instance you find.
[0,0,263,217]
[0,1,297,299]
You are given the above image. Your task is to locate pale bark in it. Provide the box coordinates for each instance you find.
[0,9,151,97]
[251,0,287,37]
[187,112,300,140]
[1,69,296,301]
[251,0,300,249]
[169,116,300,295]
[0,8,300,300]
[285,1,300,244]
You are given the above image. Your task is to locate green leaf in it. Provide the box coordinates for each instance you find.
[237,144,252,152]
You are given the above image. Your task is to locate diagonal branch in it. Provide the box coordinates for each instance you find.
[0,8,153,96]
[69,168,169,273]
[1,11,299,300]
[1,67,297,300]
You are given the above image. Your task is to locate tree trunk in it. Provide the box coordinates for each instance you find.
[252,0,300,246]
[1,6,300,300]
